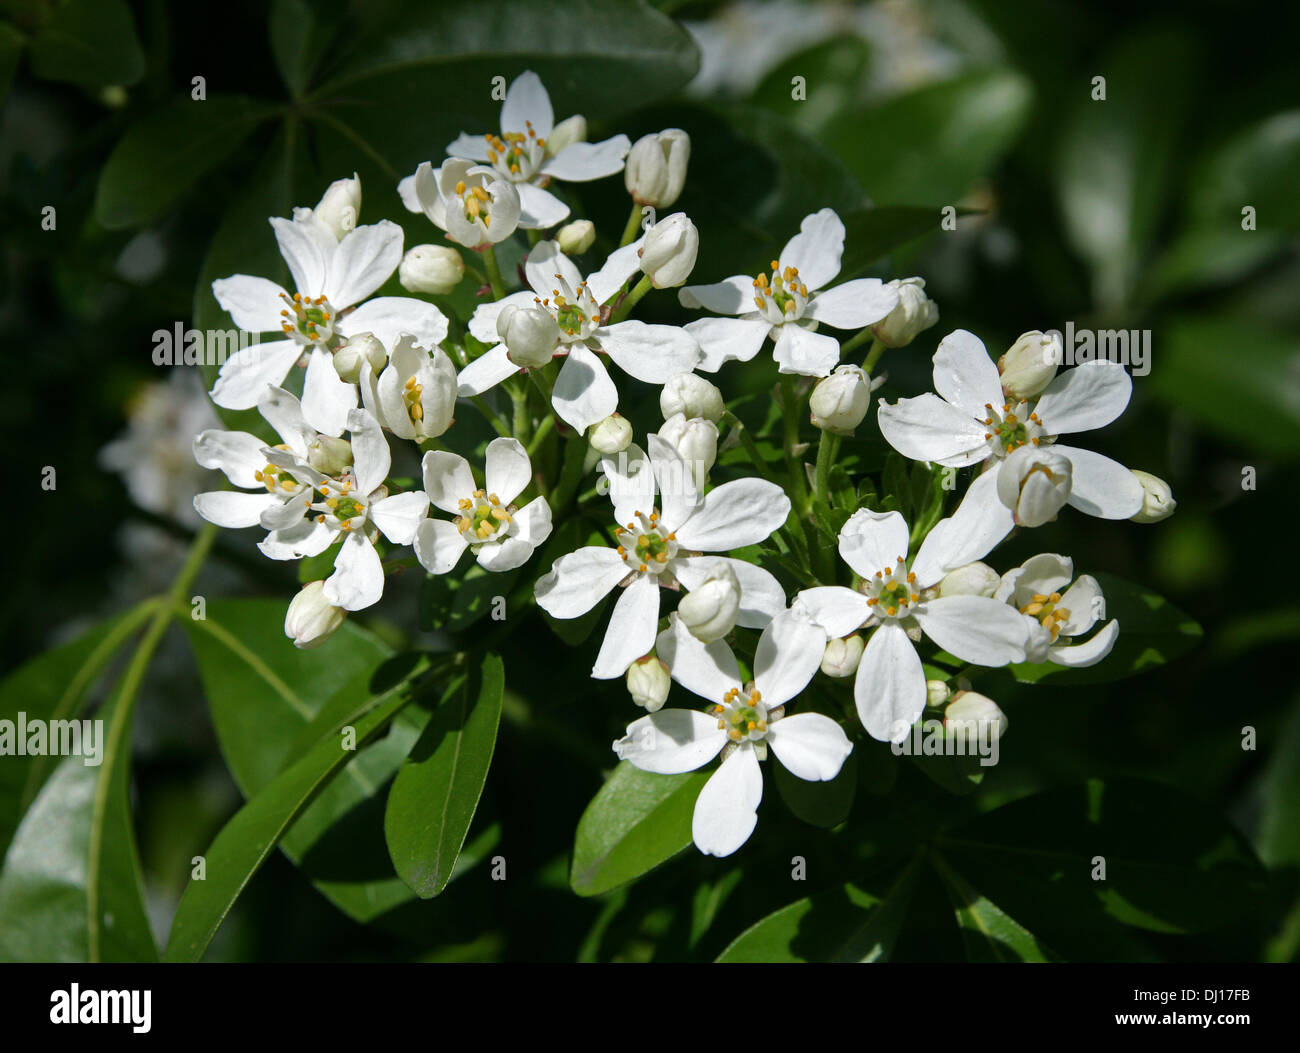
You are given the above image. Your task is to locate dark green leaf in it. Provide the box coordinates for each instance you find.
[28,0,144,89]
[773,750,857,827]
[931,852,1058,962]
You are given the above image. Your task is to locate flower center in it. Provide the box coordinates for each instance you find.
[535,273,600,341]
[1020,591,1071,640]
[254,462,303,495]
[402,375,424,425]
[711,685,784,755]
[981,400,1046,457]
[454,179,496,230]
[455,489,514,543]
[862,556,921,620]
[310,477,368,532]
[752,260,809,325]
[279,292,335,345]
[484,122,546,182]
[615,510,679,575]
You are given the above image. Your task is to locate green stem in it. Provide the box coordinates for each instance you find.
[779,374,811,516]
[470,395,511,438]
[526,228,542,247]
[840,328,876,358]
[814,431,841,509]
[619,201,644,247]
[550,434,589,513]
[526,413,555,460]
[482,245,507,300]
[509,380,531,446]
[723,411,778,484]
[609,274,653,324]
[863,338,888,374]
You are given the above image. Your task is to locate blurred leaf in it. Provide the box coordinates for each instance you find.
[0,21,23,104]
[749,37,871,135]
[385,654,504,898]
[27,0,144,89]
[837,206,961,278]
[773,750,856,828]
[269,0,341,98]
[1258,695,1300,868]
[571,762,708,897]
[931,852,1058,962]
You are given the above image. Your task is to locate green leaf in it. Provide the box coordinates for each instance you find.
[0,22,25,106]
[931,852,1058,962]
[1258,694,1300,868]
[163,668,425,962]
[269,0,340,98]
[95,96,278,229]
[27,0,144,89]
[837,206,960,278]
[571,762,709,897]
[773,751,857,828]
[749,37,871,135]
[1007,572,1202,685]
[384,654,505,898]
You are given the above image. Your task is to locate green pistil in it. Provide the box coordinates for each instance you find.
[555,303,585,334]
[334,497,363,521]
[635,533,667,560]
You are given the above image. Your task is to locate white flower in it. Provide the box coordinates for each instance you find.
[1130,470,1176,523]
[996,445,1073,527]
[993,553,1119,667]
[638,212,698,288]
[496,303,561,369]
[557,219,596,255]
[679,208,899,376]
[627,655,672,712]
[820,634,864,678]
[535,434,790,679]
[998,331,1060,401]
[660,372,725,422]
[936,561,999,598]
[877,329,1145,521]
[331,332,388,384]
[870,276,938,348]
[809,364,870,435]
[285,581,347,649]
[414,438,553,575]
[676,562,741,642]
[658,413,719,480]
[793,491,1029,742]
[358,335,457,442]
[440,70,630,229]
[403,158,521,248]
[926,679,951,707]
[625,129,690,208]
[399,244,465,295]
[210,201,448,415]
[589,413,633,454]
[309,174,362,240]
[614,610,852,857]
[458,240,701,433]
[944,691,1007,742]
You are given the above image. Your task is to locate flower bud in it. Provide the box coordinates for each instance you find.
[496,303,559,369]
[332,332,388,383]
[399,244,464,295]
[821,635,864,678]
[937,561,1000,598]
[639,212,698,288]
[589,413,633,454]
[809,364,871,435]
[284,581,347,649]
[944,690,1007,742]
[926,679,952,708]
[314,174,361,240]
[997,446,1073,528]
[998,331,1060,401]
[556,219,595,256]
[871,277,938,348]
[660,372,724,422]
[546,114,587,158]
[626,655,671,712]
[677,564,741,643]
[659,413,718,479]
[1129,470,1176,523]
[307,435,353,476]
[625,129,690,207]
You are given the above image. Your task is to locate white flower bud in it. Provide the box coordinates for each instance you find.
[998,331,1060,401]
[284,581,347,649]
[546,114,587,158]
[306,435,353,476]
[937,561,1000,598]
[809,364,871,435]
[638,212,698,288]
[332,332,388,383]
[556,219,595,255]
[821,635,864,678]
[659,372,724,422]
[314,173,361,240]
[1129,470,1176,523]
[677,564,741,643]
[659,413,718,479]
[625,129,690,207]
[589,413,633,454]
[871,277,938,347]
[399,244,464,295]
[496,303,559,369]
[997,446,1073,528]
[944,690,1007,742]
[927,679,952,708]
[626,655,671,712]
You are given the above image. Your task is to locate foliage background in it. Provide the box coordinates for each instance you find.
[0,0,1297,961]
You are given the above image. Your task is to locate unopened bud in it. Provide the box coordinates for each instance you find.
[871,277,938,348]
[927,679,951,708]
[626,655,671,712]
[997,446,1072,528]
[937,561,1000,598]
[399,244,465,295]
[639,212,698,288]
[556,219,596,255]
[285,581,347,649]
[332,332,387,383]
[944,690,1007,742]
[1129,470,1176,523]
[496,303,559,369]
[589,413,633,453]
[625,129,690,208]
[314,174,361,240]
[546,114,587,158]
[307,435,353,476]
[998,331,1060,401]
[660,372,724,422]
[677,564,741,643]
[658,413,718,479]
[809,365,870,435]
[821,635,864,678]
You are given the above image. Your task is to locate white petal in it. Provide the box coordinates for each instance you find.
[301,346,357,437]
[1055,445,1145,519]
[500,70,554,138]
[552,345,617,433]
[271,216,332,296]
[370,490,428,545]
[413,518,468,574]
[914,595,1028,665]
[1058,573,1103,635]
[260,495,307,532]
[338,296,449,351]
[194,490,277,528]
[792,586,872,639]
[211,340,302,411]
[647,433,701,535]
[484,437,532,504]
[854,622,925,743]
[324,220,403,308]
[678,275,754,315]
[257,384,312,456]
[516,182,570,229]
[541,134,630,181]
[772,324,840,377]
[1050,619,1119,667]
[421,450,475,513]
[602,442,657,526]
[692,744,763,857]
[683,316,770,372]
[779,208,844,291]
[911,470,1014,587]
[932,329,1004,418]
[838,508,909,580]
[805,278,898,329]
[592,574,660,679]
[1034,361,1131,436]
[458,344,519,396]
[260,519,334,560]
[523,239,582,299]
[657,612,742,700]
[467,291,534,345]
[753,610,826,708]
[211,274,288,332]
[995,552,1073,606]
[397,172,424,212]
[615,709,728,774]
[598,321,701,383]
[323,532,384,611]
[674,556,786,629]
[193,429,269,489]
[534,546,627,618]
[587,239,645,305]
[877,393,992,467]
[444,133,493,162]
[674,478,790,552]
[767,714,852,781]
[346,408,390,496]
[511,495,552,546]
[475,537,536,572]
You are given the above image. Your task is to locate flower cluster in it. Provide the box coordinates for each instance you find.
[193,71,1176,858]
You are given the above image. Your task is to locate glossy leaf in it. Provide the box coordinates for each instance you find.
[27,0,144,89]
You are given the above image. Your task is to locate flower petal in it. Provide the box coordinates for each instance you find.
[673,556,786,629]
[257,385,312,456]
[932,329,1004,419]
[193,429,269,489]
[500,70,554,138]
[994,553,1074,607]
[647,433,701,535]
[587,239,644,305]
[657,612,742,701]
[346,408,390,496]
[683,316,771,372]
[805,278,899,329]
[271,215,332,296]
[854,622,925,743]
[614,708,728,774]
[484,436,532,504]
[767,714,852,781]
[678,275,754,315]
[1051,619,1119,667]
[523,239,583,299]
[910,469,1014,587]
[301,346,357,437]
[444,133,493,162]
[475,537,536,572]
[592,574,660,679]
[674,478,790,552]
[1055,445,1145,519]
[211,340,302,411]
[541,134,631,181]
[877,392,992,467]
[792,585,873,639]
[413,518,468,574]
[1034,361,1131,436]
[323,532,384,611]
[259,519,334,560]
[467,291,534,345]
[511,495,552,546]
[370,490,428,545]
[458,344,518,397]
[338,296,449,351]
[1059,573,1103,635]
[212,274,288,332]
[552,344,617,433]
[534,546,627,618]
[516,182,570,229]
[914,595,1028,665]
[602,442,656,525]
[598,321,701,383]
[692,744,763,857]
[779,208,844,291]
[324,220,404,308]
[421,449,475,513]
[772,324,840,376]
[838,508,909,580]
[194,490,277,528]
[753,609,826,708]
